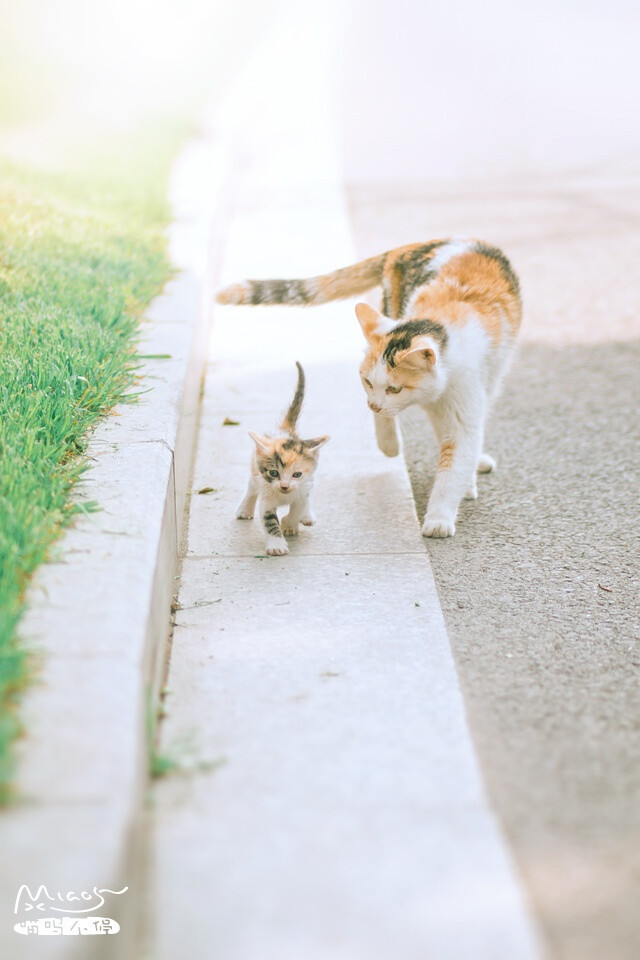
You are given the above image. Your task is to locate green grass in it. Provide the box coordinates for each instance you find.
[0,129,183,802]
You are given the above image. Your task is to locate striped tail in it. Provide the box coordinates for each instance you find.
[216,253,386,306]
[280,362,305,435]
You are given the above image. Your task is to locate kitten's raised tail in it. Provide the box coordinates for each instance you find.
[216,253,386,306]
[280,362,305,435]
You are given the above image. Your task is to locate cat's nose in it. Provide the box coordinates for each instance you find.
[280,484,290,492]
[369,401,382,413]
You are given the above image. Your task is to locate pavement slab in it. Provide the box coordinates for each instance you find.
[349,173,640,960]
[142,85,542,959]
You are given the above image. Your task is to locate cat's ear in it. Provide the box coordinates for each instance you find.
[396,336,437,368]
[302,435,330,453]
[355,303,395,342]
[248,430,271,454]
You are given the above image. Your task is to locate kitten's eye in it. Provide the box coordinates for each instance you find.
[268,469,279,478]
[292,471,302,478]
[386,385,402,394]
[363,377,372,388]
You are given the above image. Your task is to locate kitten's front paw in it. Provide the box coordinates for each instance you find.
[236,507,254,520]
[422,514,456,538]
[464,482,478,501]
[266,538,289,556]
[300,511,316,526]
[281,521,299,537]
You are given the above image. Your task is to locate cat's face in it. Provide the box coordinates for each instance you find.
[250,433,329,495]
[356,303,445,415]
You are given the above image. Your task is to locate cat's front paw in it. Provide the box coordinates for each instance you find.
[378,435,400,457]
[281,521,299,537]
[422,514,456,538]
[236,507,254,520]
[266,538,289,556]
[300,511,316,526]
[374,416,400,457]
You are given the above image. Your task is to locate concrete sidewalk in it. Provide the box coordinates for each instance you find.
[349,171,640,960]
[140,133,542,957]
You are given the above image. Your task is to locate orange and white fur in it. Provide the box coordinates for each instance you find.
[219,240,521,538]
[236,362,329,555]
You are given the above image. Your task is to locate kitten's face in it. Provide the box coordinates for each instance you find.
[355,303,442,416]
[250,433,329,495]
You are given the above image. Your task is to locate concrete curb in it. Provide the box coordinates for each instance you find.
[0,129,233,960]
[142,65,544,955]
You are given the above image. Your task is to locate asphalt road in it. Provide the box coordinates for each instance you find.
[349,170,640,960]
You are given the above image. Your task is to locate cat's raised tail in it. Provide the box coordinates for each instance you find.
[216,253,386,307]
[280,362,305,435]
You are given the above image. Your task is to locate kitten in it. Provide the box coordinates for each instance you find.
[236,362,329,556]
[218,239,521,538]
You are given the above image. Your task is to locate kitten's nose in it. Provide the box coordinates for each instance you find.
[280,484,290,492]
[369,401,382,413]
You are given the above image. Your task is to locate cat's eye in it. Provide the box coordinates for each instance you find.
[292,471,302,478]
[268,469,279,478]
[386,385,402,394]
[363,377,372,388]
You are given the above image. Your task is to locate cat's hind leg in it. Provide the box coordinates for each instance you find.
[422,397,484,537]
[466,453,496,498]
[374,413,400,457]
[477,453,496,473]
[465,453,495,498]
[464,479,478,501]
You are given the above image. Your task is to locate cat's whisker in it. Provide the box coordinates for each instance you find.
[397,416,421,444]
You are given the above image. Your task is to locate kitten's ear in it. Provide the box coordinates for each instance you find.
[248,430,271,454]
[355,303,395,342]
[397,336,437,368]
[303,435,330,452]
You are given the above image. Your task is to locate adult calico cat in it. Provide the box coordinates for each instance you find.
[217,240,521,538]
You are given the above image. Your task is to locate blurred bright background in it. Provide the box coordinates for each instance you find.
[0,0,287,164]
[338,0,640,181]
[1,0,639,180]
[1,1,638,949]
